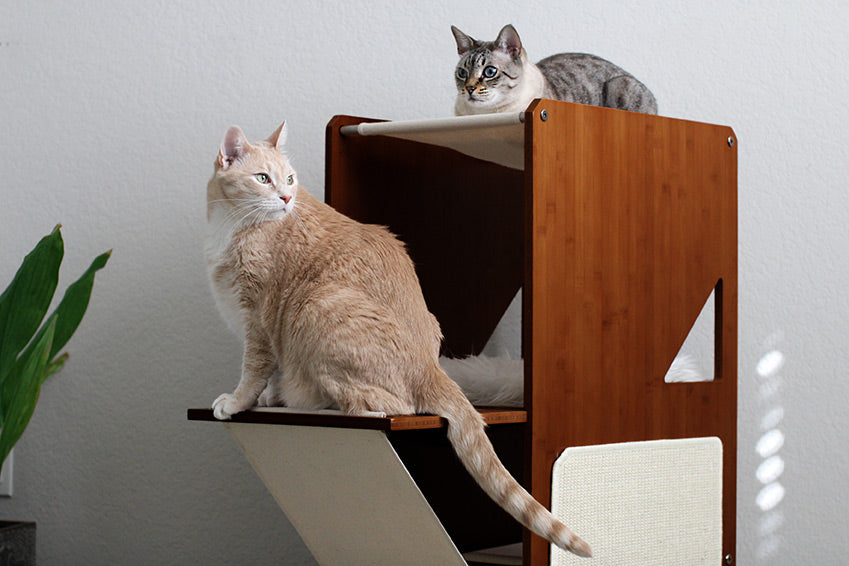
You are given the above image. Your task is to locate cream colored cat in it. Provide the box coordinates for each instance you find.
[205,123,591,558]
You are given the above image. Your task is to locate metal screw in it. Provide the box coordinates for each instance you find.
[540,110,549,121]
[727,136,735,148]
[724,554,733,565]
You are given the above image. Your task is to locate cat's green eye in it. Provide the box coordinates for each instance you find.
[483,65,498,79]
[457,68,469,80]
[255,173,271,184]
[286,175,294,185]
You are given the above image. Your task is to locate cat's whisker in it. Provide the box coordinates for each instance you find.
[292,195,320,217]
[289,208,310,235]
[226,205,259,227]
[290,199,320,233]
[233,203,268,228]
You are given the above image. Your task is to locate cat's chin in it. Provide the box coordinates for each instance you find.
[455,96,497,115]
[263,202,293,221]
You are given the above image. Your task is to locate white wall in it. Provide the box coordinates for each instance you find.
[1,1,847,564]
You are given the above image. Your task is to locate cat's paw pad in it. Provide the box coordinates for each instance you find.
[212,393,246,420]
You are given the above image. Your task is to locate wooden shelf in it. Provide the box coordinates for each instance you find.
[187,407,527,432]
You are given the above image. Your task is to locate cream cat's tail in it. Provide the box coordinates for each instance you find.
[419,365,592,558]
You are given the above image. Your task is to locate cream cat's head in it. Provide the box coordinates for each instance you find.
[207,122,298,228]
[452,24,533,115]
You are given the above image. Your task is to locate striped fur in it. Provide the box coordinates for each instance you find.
[206,124,592,557]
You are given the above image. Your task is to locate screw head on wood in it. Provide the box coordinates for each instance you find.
[725,554,733,565]
[540,110,549,121]
[727,136,735,147]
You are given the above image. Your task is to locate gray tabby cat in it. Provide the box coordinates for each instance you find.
[452,24,657,115]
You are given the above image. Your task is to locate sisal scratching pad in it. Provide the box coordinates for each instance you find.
[551,438,722,565]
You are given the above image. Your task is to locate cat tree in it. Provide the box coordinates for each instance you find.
[189,99,737,565]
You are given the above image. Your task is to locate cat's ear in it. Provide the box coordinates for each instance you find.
[219,126,249,170]
[451,25,475,55]
[267,122,287,152]
[495,24,522,59]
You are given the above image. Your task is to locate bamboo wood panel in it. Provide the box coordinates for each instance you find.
[523,99,737,565]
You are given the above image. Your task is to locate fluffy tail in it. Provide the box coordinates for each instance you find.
[420,365,592,558]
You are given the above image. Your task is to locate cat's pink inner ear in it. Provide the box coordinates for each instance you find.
[495,24,522,58]
[219,126,248,170]
[268,122,287,152]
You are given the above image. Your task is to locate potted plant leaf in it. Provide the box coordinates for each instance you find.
[0,225,110,565]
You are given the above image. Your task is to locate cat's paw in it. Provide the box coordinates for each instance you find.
[212,393,247,420]
[256,389,271,407]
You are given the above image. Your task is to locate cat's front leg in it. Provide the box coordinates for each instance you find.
[213,330,276,420]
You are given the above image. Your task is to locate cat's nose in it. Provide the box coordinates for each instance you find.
[465,85,475,94]
[279,194,292,204]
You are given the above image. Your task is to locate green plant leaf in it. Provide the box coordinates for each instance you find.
[0,316,56,469]
[0,248,111,427]
[0,226,63,381]
[43,352,69,382]
[0,227,109,469]
[46,250,111,361]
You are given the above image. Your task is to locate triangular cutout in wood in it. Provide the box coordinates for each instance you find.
[665,284,717,382]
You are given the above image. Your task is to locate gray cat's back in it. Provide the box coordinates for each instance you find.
[538,52,657,114]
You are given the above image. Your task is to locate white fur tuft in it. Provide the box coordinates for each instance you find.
[663,354,705,382]
[439,354,524,407]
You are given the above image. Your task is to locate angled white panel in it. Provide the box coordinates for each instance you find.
[225,422,467,566]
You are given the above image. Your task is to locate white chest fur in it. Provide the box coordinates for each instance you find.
[500,63,547,113]
[205,205,246,340]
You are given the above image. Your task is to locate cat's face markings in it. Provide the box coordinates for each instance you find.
[248,162,296,210]
[453,25,524,105]
[456,51,518,102]
[213,123,298,222]
[456,52,494,100]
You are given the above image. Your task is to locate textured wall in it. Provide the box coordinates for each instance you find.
[1,1,847,564]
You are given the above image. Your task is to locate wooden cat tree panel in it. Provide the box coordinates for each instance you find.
[190,99,737,565]
[325,99,737,565]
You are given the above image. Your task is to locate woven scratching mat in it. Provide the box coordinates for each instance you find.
[551,438,722,565]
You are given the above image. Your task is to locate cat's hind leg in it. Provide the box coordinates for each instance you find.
[602,75,658,114]
[316,374,414,418]
[256,369,285,407]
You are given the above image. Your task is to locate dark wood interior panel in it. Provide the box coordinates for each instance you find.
[389,424,525,553]
[326,116,525,357]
